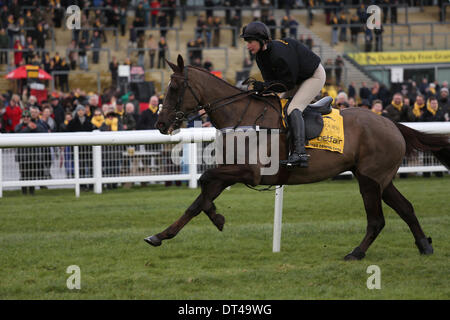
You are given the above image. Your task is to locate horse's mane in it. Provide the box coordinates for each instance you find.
[187,65,245,93]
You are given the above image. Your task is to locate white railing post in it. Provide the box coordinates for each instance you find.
[188,142,198,189]
[74,146,80,198]
[0,148,3,198]
[273,185,284,253]
[92,145,102,194]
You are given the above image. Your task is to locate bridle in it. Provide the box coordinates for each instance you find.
[167,66,259,130]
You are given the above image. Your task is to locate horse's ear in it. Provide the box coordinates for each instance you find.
[166,59,179,74]
[177,55,184,73]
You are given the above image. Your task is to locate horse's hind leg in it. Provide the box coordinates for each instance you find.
[382,182,433,255]
[345,174,385,261]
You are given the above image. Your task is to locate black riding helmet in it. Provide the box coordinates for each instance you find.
[240,21,271,42]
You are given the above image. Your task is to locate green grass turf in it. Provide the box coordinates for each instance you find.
[0,176,449,299]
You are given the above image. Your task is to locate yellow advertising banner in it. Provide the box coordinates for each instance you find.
[347,50,450,65]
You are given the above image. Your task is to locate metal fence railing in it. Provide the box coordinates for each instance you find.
[1,123,449,197]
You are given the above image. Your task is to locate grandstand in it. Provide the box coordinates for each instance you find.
[0,2,449,103]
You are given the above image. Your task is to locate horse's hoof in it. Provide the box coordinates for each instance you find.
[144,235,162,247]
[344,247,366,261]
[214,214,225,231]
[416,237,433,255]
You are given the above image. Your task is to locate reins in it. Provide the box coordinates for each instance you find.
[169,67,286,131]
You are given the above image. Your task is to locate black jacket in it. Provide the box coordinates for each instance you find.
[419,108,445,122]
[137,109,158,130]
[67,116,94,132]
[255,38,321,92]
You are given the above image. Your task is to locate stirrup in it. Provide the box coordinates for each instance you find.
[281,152,310,168]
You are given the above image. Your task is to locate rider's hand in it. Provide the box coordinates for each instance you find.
[253,81,266,93]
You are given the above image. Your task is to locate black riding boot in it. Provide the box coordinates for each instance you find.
[280,109,309,168]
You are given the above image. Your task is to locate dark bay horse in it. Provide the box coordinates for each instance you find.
[147,55,450,260]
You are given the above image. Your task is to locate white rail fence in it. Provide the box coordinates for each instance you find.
[0,123,449,199]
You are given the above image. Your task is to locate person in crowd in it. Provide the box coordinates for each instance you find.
[167,0,177,27]
[359,81,371,101]
[157,37,168,69]
[59,111,73,132]
[58,58,70,92]
[109,56,119,87]
[412,94,426,121]
[330,13,339,46]
[364,26,373,52]
[127,92,140,117]
[420,96,445,122]
[68,39,78,70]
[334,55,344,86]
[150,0,161,28]
[266,15,277,40]
[138,95,159,130]
[288,16,298,40]
[119,5,127,36]
[157,11,168,38]
[90,30,102,64]
[358,99,370,110]
[14,109,46,195]
[40,105,56,132]
[100,105,123,189]
[374,23,384,52]
[114,98,125,121]
[349,13,360,45]
[334,92,349,110]
[78,37,89,70]
[384,93,415,122]
[122,102,137,131]
[212,16,222,47]
[0,28,8,64]
[3,94,22,133]
[338,11,348,42]
[147,34,158,69]
[348,81,356,99]
[91,107,105,129]
[137,33,146,67]
[50,96,65,131]
[348,97,356,108]
[370,99,383,115]
[438,87,449,121]
[67,104,94,190]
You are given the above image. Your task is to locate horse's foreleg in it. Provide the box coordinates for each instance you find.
[345,174,385,261]
[145,166,253,247]
[144,194,204,246]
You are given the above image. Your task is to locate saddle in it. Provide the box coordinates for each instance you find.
[282,96,333,140]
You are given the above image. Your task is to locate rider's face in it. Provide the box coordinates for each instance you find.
[246,40,261,55]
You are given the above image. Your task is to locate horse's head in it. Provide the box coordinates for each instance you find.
[156,55,203,134]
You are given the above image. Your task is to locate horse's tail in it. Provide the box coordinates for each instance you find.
[395,122,450,169]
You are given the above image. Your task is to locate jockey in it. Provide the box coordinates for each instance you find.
[240,21,326,168]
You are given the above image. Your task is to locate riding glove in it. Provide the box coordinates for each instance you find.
[253,81,266,93]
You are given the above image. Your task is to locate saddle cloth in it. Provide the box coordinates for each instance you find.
[305,108,345,154]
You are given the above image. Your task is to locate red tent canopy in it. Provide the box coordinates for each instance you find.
[5,65,52,80]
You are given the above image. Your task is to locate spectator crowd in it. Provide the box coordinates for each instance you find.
[0,1,448,193]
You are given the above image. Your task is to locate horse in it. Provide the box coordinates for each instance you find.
[146,55,450,260]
